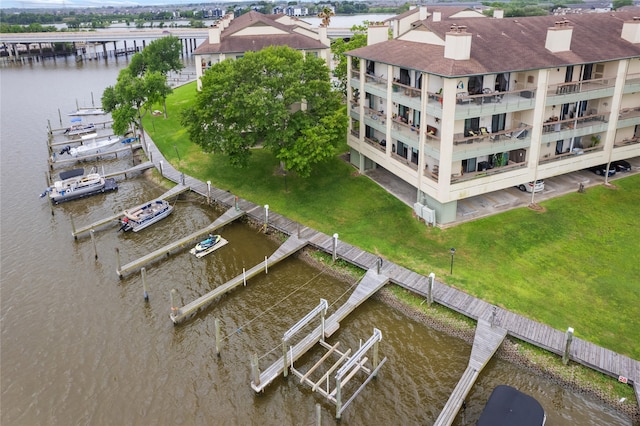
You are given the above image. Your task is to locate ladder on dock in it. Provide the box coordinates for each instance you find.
[116,207,245,277]
[434,318,507,426]
[170,235,308,324]
[250,268,389,393]
[71,184,190,238]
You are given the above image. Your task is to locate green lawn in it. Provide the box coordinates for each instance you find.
[144,82,640,360]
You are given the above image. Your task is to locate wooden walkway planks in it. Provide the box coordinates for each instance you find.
[434,319,507,426]
[251,268,389,393]
[170,235,308,324]
[116,207,245,277]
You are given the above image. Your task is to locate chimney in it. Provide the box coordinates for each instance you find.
[622,17,640,44]
[318,25,329,46]
[433,11,441,22]
[444,25,472,60]
[493,9,504,19]
[419,6,428,21]
[545,20,573,53]
[367,23,389,46]
[208,25,221,45]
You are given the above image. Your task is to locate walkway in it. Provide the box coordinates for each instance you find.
[139,130,640,414]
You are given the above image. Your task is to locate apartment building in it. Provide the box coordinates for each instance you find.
[345,8,640,224]
[193,11,331,90]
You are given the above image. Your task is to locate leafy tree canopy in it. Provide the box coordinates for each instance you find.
[331,23,368,95]
[182,45,346,178]
[142,35,184,75]
[612,0,633,10]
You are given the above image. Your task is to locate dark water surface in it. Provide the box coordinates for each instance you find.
[0,57,632,425]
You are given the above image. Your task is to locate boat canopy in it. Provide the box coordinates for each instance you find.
[476,385,546,426]
[59,168,85,180]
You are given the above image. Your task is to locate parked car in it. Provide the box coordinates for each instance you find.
[589,164,616,177]
[611,160,632,172]
[517,180,545,193]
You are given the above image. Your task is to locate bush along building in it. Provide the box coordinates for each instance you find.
[345,7,640,224]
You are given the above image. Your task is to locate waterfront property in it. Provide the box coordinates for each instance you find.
[193,11,332,90]
[345,7,640,224]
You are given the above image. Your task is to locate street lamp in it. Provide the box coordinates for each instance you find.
[450,248,456,274]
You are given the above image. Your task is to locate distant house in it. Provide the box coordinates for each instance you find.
[193,11,331,90]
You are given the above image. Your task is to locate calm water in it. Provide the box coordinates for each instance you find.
[0,55,633,425]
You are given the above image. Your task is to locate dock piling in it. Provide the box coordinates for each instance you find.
[251,353,261,387]
[57,109,62,126]
[141,267,149,301]
[264,204,269,230]
[170,289,180,319]
[316,403,321,426]
[243,268,246,286]
[115,248,122,278]
[563,327,574,364]
[70,214,76,237]
[90,229,98,259]
[147,143,152,162]
[332,233,339,262]
[215,318,221,356]
[159,161,163,176]
[264,256,268,274]
[207,181,211,204]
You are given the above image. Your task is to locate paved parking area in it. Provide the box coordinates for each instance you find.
[365,156,640,226]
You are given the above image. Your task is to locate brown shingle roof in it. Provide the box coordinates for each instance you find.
[349,10,640,77]
[194,11,326,56]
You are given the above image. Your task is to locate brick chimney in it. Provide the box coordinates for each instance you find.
[444,25,471,60]
[367,23,389,46]
[545,20,573,53]
[622,17,640,44]
[208,25,221,45]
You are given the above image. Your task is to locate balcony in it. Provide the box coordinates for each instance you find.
[539,145,603,165]
[391,151,418,171]
[614,136,640,147]
[392,81,421,98]
[546,78,615,103]
[350,67,360,81]
[542,110,609,135]
[364,136,386,152]
[451,161,527,184]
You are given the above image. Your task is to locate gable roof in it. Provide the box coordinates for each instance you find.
[194,11,326,56]
[348,10,640,77]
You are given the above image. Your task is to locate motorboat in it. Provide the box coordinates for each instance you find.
[64,122,96,136]
[58,134,122,158]
[68,108,106,116]
[40,168,117,204]
[476,385,546,426]
[119,199,173,232]
[190,234,228,258]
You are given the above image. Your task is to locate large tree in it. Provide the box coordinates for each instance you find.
[330,23,368,95]
[102,66,170,140]
[182,45,346,178]
[142,35,184,76]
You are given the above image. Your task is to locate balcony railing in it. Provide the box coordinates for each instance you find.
[547,77,616,98]
[365,73,387,87]
[453,124,532,145]
[451,161,527,184]
[542,111,608,134]
[614,136,640,147]
[350,128,360,138]
[364,136,386,152]
[391,151,418,170]
[618,107,640,120]
[350,67,360,80]
[539,145,603,165]
[392,81,421,98]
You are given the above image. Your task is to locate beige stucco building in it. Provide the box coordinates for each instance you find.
[345,7,640,224]
[193,11,331,90]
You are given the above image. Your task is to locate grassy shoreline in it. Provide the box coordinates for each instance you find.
[142,82,639,420]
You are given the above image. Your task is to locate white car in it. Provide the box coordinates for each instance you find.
[517,180,544,193]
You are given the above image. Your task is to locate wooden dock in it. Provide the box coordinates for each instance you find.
[116,207,245,277]
[170,235,309,324]
[251,268,389,393]
[434,318,507,426]
[71,184,190,238]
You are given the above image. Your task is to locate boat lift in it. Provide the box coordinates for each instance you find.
[251,299,387,420]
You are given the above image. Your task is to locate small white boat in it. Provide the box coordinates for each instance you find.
[59,134,122,158]
[40,168,117,204]
[189,234,228,258]
[64,122,96,136]
[119,199,173,232]
[68,108,106,116]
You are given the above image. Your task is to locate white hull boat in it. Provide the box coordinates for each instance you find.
[68,108,106,116]
[119,199,173,232]
[59,134,122,158]
[65,122,96,136]
[40,168,117,204]
[189,234,228,258]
